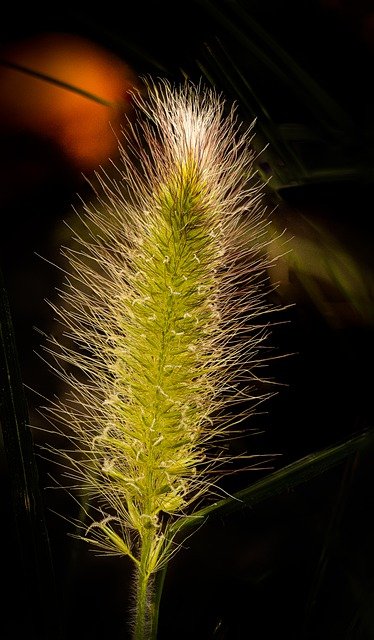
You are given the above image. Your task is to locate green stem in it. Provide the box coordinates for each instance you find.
[134,530,154,640]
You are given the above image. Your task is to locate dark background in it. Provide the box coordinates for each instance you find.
[1,2,373,638]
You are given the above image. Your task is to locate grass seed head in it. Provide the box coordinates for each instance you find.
[39,77,278,571]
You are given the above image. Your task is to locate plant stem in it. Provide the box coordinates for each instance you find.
[134,529,154,640]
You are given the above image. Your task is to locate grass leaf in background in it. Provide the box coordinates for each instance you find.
[194,0,370,192]
[0,269,63,640]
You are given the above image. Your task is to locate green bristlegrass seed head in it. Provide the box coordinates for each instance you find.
[38,78,279,634]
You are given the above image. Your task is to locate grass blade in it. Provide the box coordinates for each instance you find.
[0,269,63,639]
[174,429,372,530]
[151,428,373,630]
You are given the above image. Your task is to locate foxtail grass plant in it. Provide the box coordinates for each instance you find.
[39,78,279,639]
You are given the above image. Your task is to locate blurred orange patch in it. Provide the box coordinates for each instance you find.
[0,33,138,170]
